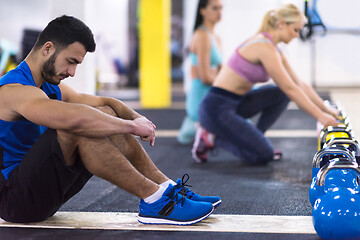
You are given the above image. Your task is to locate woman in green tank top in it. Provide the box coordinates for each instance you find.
[177,0,223,146]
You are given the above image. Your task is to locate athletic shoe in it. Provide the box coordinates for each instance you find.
[192,127,214,163]
[273,150,283,161]
[177,116,196,145]
[175,174,222,208]
[138,183,214,225]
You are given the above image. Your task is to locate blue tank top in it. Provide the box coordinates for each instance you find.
[189,26,222,68]
[0,61,62,179]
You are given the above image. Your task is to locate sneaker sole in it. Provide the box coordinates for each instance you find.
[138,207,214,225]
[213,200,222,208]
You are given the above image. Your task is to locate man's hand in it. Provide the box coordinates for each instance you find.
[132,117,156,146]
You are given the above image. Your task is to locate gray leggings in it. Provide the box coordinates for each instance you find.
[199,85,289,165]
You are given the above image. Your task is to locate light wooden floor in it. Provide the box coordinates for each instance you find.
[0,212,316,234]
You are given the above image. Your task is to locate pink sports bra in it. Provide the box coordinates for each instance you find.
[227,32,277,84]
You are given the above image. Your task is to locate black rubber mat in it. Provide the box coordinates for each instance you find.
[136,108,317,130]
[60,136,316,216]
[59,107,318,215]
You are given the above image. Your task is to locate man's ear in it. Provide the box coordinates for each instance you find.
[42,41,55,56]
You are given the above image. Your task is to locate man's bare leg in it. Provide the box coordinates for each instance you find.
[108,133,170,185]
[91,106,170,185]
[57,130,159,199]
[56,123,215,225]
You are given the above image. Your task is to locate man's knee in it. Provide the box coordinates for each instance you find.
[95,106,117,117]
[57,129,79,144]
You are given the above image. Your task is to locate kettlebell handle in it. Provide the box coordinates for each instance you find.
[316,159,360,186]
[312,147,355,168]
[319,126,352,144]
[325,138,359,156]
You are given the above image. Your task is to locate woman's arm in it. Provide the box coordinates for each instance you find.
[191,29,218,85]
[258,43,338,127]
[281,55,339,117]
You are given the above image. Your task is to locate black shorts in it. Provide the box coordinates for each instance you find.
[0,129,92,223]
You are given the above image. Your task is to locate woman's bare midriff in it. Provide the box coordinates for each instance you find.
[213,65,253,96]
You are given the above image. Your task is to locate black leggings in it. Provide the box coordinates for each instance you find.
[199,85,289,165]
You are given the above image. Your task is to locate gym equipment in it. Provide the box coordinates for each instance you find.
[0,39,19,75]
[309,147,355,206]
[300,0,327,41]
[312,101,360,239]
[324,138,360,157]
[317,100,354,150]
[318,126,353,150]
[312,159,360,240]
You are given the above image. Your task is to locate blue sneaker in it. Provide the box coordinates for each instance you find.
[138,184,213,225]
[175,174,222,208]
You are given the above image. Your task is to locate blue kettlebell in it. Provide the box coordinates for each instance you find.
[312,160,360,240]
[309,147,355,206]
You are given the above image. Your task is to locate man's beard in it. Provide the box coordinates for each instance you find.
[41,52,68,85]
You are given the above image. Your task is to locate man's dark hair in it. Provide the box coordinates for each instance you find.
[33,15,96,52]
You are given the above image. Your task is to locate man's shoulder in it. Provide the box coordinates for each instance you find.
[0,68,21,82]
[0,84,40,102]
[0,62,32,86]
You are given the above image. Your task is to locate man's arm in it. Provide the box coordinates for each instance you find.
[59,82,142,120]
[3,84,155,142]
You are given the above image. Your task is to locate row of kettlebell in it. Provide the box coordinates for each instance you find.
[310,101,360,240]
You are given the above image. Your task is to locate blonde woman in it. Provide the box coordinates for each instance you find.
[177,0,223,145]
[193,3,339,164]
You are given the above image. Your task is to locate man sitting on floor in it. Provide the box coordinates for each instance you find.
[0,15,220,225]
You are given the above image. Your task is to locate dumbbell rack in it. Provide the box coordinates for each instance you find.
[310,101,360,240]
